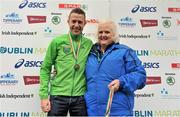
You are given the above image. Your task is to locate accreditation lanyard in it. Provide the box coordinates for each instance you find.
[68,33,81,61]
[105,86,115,117]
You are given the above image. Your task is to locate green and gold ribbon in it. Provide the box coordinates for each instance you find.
[68,33,81,60]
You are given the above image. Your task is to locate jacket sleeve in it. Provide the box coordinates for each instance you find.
[118,49,146,94]
[39,39,57,99]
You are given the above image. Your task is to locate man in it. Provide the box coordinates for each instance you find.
[39,8,93,116]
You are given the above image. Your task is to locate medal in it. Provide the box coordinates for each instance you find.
[74,64,80,71]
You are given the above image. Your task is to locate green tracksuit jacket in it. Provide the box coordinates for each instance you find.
[39,34,93,99]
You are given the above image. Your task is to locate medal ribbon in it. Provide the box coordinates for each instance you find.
[105,86,114,117]
[68,33,81,60]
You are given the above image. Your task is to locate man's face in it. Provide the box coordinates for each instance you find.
[98,23,115,47]
[68,13,86,35]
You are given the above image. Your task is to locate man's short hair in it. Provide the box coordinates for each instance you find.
[69,8,86,18]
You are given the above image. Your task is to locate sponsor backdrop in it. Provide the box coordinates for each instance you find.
[0,0,179,116]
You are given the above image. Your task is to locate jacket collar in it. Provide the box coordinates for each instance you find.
[91,42,120,54]
[69,32,82,41]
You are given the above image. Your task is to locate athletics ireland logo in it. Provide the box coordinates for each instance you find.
[63,46,71,54]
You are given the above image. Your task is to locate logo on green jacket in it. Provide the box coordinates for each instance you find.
[63,46,71,54]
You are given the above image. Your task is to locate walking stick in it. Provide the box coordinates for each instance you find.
[105,86,115,117]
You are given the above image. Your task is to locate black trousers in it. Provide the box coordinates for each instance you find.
[48,95,87,116]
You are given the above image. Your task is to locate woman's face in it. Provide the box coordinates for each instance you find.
[98,23,115,47]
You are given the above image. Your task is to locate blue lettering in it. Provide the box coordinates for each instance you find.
[132,5,156,13]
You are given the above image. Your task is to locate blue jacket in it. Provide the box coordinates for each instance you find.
[85,43,146,116]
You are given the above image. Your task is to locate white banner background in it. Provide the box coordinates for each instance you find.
[0,0,179,116]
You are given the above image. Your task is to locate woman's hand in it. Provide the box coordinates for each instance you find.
[108,79,120,92]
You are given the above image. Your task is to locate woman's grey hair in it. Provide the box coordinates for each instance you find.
[96,20,119,42]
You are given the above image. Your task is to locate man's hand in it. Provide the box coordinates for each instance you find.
[41,99,51,113]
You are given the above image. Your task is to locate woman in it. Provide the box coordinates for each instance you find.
[85,20,146,116]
